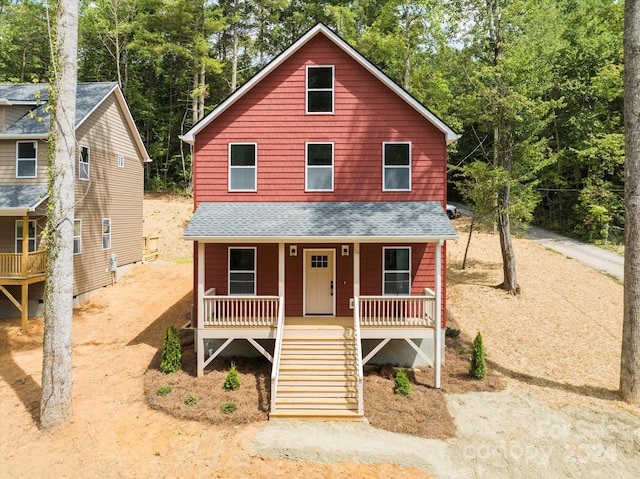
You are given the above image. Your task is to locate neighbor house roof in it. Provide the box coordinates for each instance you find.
[0,185,48,216]
[181,23,460,145]
[183,201,458,243]
[0,82,151,161]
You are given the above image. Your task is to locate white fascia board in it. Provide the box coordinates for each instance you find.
[181,24,460,146]
[182,234,459,243]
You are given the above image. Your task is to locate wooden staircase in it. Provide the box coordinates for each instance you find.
[269,318,364,421]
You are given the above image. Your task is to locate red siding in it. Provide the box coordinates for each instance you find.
[193,34,447,207]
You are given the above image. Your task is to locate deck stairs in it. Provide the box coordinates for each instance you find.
[270,317,364,421]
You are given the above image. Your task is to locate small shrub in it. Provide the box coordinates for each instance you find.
[393,369,412,396]
[184,393,197,406]
[469,332,487,379]
[223,362,241,391]
[220,401,237,414]
[160,326,182,374]
[156,385,172,396]
[446,327,460,338]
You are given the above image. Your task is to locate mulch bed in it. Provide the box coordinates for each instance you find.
[145,327,505,439]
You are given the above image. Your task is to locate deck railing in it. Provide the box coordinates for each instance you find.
[359,288,436,328]
[0,250,46,278]
[202,291,280,328]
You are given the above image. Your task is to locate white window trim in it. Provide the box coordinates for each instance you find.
[382,246,411,296]
[15,220,37,253]
[305,142,334,192]
[382,141,412,192]
[228,246,257,296]
[228,143,257,192]
[305,65,334,115]
[102,218,111,250]
[73,219,82,255]
[16,141,38,178]
[79,145,90,181]
[118,155,125,168]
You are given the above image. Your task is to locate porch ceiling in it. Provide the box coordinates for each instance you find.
[183,201,458,243]
[0,185,48,216]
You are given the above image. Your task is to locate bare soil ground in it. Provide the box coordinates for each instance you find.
[1,195,639,478]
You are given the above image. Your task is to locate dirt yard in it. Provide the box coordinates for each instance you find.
[1,195,639,478]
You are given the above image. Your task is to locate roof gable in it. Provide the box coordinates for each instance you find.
[0,82,150,161]
[181,23,459,145]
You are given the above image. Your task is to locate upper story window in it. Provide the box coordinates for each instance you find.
[383,247,411,295]
[79,145,90,180]
[383,142,411,191]
[102,218,111,250]
[305,142,334,191]
[229,143,257,191]
[15,220,37,253]
[306,66,334,114]
[73,219,82,255]
[229,247,256,295]
[16,141,37,178]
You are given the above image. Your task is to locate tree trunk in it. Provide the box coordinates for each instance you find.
[620,0,640,405]
[40,0,78,429]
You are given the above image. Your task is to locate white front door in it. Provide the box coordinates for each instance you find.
[304,249,335,315]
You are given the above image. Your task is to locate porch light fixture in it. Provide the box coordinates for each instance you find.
[342,245,349,256]
[290,245,297,256]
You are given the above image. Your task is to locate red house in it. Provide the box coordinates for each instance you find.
[181,24,459,420]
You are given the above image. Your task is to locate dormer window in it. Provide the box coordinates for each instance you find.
[306,66,334,114]
[16,141,37,178]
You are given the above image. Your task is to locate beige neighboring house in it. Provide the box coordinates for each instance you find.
[0,82,151,327]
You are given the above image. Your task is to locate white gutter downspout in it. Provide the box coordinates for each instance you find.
[434,240,442,389]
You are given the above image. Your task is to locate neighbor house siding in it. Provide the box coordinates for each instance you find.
[72,93,144,296]
[193,35,447,208]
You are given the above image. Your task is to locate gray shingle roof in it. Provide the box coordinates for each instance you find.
[0,82,117,136]
[183,201,457,242]
[0,185,48,211]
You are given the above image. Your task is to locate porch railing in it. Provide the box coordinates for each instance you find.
[359,288,436,328]
[0,250,46,278]
[202,291,280,328]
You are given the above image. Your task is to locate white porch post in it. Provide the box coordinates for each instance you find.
[278,243,285,298]
[196,241,205,377]
[434,240,442,389]
[353,242,360,310]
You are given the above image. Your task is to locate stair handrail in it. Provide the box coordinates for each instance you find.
[353,295,364,416]
[270,296,285,413]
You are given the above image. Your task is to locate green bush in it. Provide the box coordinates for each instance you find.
[446,327,461,338]
[184,393,197,406]
[220,401,237,414]
[156,385,172,396]
[160,326,182,374]
[393,369,412,396]
[469,332,487,379]
[223,362,241,391]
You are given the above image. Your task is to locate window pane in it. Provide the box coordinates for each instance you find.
[384,167,410,190]
[307,67,332,88]
[307,168,332,190]
[384,144,410,166]
[230,249,254,271]
[18,142,36,159]
[229,273,255,295]
[230,144,256,166]
[385,248,409,271]
[307,144,332,165]
[384,272,410,295]
[17,159,36,177]
[230,168,256,190]
[307,91,332,112]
